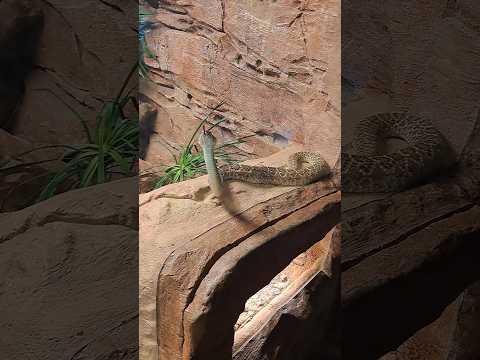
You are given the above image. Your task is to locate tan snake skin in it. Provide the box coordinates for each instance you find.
[199,112,452,193]
[198,131,331,193]
[342,112,454,192]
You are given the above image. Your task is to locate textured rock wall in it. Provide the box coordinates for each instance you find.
[11,0,137,145]
[342,1,480,357]
[342,0,480,156]
[1,0,138,211]
[141,0,340,168]
[0,0,43,131]
[139,146,339,360]
[0,178,138,359]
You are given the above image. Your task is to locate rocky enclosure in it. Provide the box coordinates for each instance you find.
[139,147,340,360]
[138,3,342,354]
[0,179,138,359]
[342,1,480,358]
[139,0,340,172]
[0,0,138,211]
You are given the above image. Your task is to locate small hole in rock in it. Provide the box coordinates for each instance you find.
[213,114,224,124]
[235,54,243,64]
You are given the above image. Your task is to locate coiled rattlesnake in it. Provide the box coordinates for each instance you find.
[198,112,453,194]
[342,112,454,192]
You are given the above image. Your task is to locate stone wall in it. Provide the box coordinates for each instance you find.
[11,0,137,145]
[139,147,340,359]
[342,0,480,155]
[140,0,340,169]
[0,0,137,211]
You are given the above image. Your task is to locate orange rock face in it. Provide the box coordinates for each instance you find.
[139,147,340,360]
[140,0,340,169]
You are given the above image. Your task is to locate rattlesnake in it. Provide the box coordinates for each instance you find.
[198,112,453,194]
[342,112,454,192]
[198,129,331,196]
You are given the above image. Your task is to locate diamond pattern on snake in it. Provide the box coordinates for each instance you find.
[342,112,454,193]
[198,128,331,197]
[199,112,453,194]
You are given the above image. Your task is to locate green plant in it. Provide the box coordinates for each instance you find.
[154,102,253,188]
[3,63,139,203]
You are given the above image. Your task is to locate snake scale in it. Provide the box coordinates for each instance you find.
[342,112,453,192]
[198,112,453,194]
[198,129,331,197]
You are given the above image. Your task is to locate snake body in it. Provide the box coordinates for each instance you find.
[342,112,454,192]
[198,112,452,194]
[199,130,224,197]
[198,131,331,195]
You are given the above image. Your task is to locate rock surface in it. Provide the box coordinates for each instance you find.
[447,279,480,360]
[342,201,480,356]
[342,0,480,156]
[140,0,340,170]
[0,129,62,212]
[0,0,43,130]
[0,0,138,212]
[139,146,339,360]
[378,296,463,360]
[341,2,480,355]
[139,159,165,194]
[0,178,138,359]
[233,227,341,360]
[10,0,137,145]
[182,189,339,359]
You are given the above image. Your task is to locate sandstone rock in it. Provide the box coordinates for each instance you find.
[342,204,480,358]
[141,0,340,169]
[1,1,139,208]
[379,296,462,360]
[0,0,43,130]
[0,128,32,161]
[140,102,159,160]
[139,159,166,194]
[139,147,339,360]
[182,193,339,359]
[11,0,137,145]
[233,227,341,360]
[447,280,480,359]
[0,178,138,359]
[0,129,56,212]
[343,0,480,157]
[341,166,480,359]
